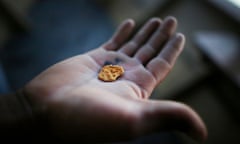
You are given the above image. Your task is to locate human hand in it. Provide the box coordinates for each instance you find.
[23,17,207,143]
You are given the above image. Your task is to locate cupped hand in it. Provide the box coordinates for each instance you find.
[23,17,207,143]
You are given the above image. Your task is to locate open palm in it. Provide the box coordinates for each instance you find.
[24,17,207,143]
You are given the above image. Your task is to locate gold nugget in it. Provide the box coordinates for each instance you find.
[98,65,124,82]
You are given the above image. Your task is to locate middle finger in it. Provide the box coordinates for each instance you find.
[119,18,161,56]
[134,16,177,65]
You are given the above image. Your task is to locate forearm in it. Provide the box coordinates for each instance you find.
[0,91,34,130]
[0,90,48,142]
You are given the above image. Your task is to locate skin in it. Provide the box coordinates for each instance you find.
[23,17,207,143]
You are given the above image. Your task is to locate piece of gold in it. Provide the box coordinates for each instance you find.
[98,65,124,82]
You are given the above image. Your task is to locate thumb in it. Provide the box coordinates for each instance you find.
[134,100,207,142]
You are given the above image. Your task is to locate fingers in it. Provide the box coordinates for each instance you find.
[146,33,185,84]
[119,18,161,56]
[134,100,207,142]
[159,33,185,65]
[134,16,177,64]
[102,19,135,50]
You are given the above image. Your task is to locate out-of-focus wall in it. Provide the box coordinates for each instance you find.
[0,0,34,46]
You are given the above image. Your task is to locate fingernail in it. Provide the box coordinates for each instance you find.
[164,16,177,24]
[150,17,162,23]
[125,19,135,26]
[176,33,185,41]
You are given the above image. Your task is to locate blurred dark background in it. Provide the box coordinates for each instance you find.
[0,0,240,143]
